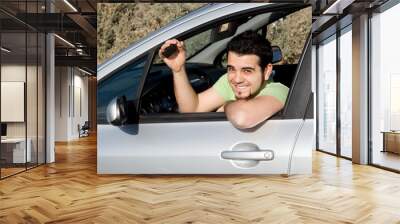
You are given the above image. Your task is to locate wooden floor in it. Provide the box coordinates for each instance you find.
[1,167,26,178]
[1,135,400,224]
[373,150,400,171]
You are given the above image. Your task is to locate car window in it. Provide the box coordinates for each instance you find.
[185,29,213,59]
[97,55,148,123]
[216,7,310,91]
[139,6,311,119]
[141,26,226,115]
[266,7,311,65]
[153,29,213,64]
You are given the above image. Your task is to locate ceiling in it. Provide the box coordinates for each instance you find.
[0,0,97,75]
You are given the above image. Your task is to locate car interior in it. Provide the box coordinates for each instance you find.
[139,9,305,116]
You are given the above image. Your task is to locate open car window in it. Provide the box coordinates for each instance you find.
[219,7,311,67]
[266,7,311,65]
[139,6,311,118]
[141,24,228,115]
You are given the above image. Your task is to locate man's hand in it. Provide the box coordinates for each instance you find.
[159,39,186,73]
[159,39,225,113]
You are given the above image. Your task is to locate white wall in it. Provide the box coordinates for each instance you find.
[55,66,69,141]
[1,64,26,140]
[1,64,26,81]
[54,66,89,141]
[1,64,37,138]
[2,63,46,164]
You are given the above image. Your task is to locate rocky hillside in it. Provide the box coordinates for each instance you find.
[98,3,206,64]
[97,3,311,65]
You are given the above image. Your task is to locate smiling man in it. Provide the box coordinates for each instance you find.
[159,30,289,129]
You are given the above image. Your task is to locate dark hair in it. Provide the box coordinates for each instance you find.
[227,30,272,70]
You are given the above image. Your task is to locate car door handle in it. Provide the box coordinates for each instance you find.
[221,150,274,161]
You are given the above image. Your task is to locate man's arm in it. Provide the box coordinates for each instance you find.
[224,95,284,129]
[173,69,225,112]
[159,39,225,112]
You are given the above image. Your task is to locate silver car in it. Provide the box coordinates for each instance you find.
[97,3,314,175]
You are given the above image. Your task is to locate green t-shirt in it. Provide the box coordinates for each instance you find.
[212,74,289,104]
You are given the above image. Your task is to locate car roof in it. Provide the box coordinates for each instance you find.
[97,3,276,81]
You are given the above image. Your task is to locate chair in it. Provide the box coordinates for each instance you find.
[79,121,90,138]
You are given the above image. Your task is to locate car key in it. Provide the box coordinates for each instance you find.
[162,44,178,58]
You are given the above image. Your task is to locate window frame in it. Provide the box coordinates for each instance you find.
[314,20,353,161]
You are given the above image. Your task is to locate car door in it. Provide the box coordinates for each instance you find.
[97,3,314,175]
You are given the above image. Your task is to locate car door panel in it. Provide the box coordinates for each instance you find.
[97,3,313,175]
[98,119,304,174]
[287,118,314,175]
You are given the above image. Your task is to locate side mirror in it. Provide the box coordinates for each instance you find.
[106,96,128,126]
[272,46,283,64]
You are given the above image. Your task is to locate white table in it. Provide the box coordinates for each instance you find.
[1,138,31,163]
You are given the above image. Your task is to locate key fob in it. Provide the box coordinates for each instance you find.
[162,44,178,58]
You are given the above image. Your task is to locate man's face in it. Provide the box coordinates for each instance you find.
[226,52,271,99]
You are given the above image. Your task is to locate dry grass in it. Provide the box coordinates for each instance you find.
[97,3,311,65]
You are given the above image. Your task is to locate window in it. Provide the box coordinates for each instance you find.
[317,35,337,155]
[97,56,148,123]
[140,8,311,118]
[0,1,46,179]
[185,29,213,59]
[266,7,311,65]
[153,29,213,65]
[339,26,352,158]
[390,75,400,130]
[141,26,224,114]
[370,3,400,171]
